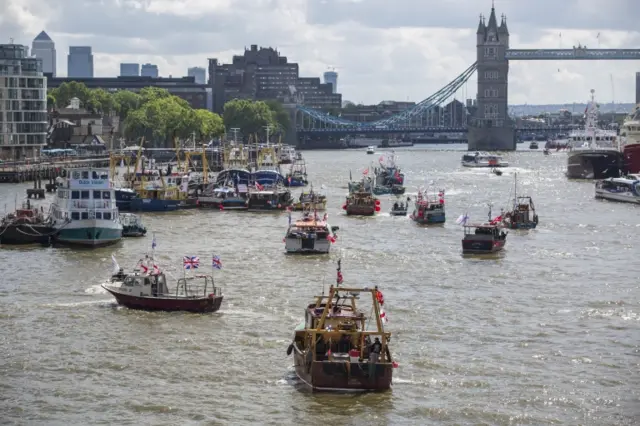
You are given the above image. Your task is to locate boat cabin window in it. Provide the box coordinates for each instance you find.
[72,171,80,179]
[95,212,102,219]
[71,212,80,220]
[103,212,111,220]
[81,190,90,199]
[123,276,140,287]
[71,191,79,199]
[81,171,89,179]
[81,212,88,220]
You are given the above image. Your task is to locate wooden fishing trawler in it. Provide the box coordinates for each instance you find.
[372,153,406,195]
[284,156,309,187]
[461,223,507,254]
[411,190,445,224]
[103,256,224,313]
[502,174,539,229]
[247,183,292,212]
[292,187,327,211]
[0,201,56,245]
[284,211,338,254]
[343,191,380,216]
[120,213,147,237]
[286,262,396,391]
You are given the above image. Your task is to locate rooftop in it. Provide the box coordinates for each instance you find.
[34,31,52,42]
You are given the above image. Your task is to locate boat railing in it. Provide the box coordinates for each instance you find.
[175,276,220,298]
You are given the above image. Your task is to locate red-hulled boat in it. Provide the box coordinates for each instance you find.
[103,268,223,313]
[622,105,640,174]
[462,223,507,254]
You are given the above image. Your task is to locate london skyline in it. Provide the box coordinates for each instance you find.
[2,0,637,105]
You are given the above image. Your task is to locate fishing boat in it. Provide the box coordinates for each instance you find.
[252,146,286,186]
[197,183,249,210]
[278,145,297,165]
[284,156,308,187]
[595,176,640,204]
[291,187,327,211]
[348,174,374,194]
[461,152,509,168]
[247,183,292,212]
[372,153,405,195]
[566,90,623,179]
[621,104,640,174]
[120,213,147,237]
[216,143,251,186]
[366,146,375,154]
[502,174,539,229]
[103,256,224,313]
[50,167,123,247]
[286,261,396,392]
[343,191,380,216]
[411,190,445,224]
[0,201,56,245]
[389,198,410,216]
[284,211,338,254]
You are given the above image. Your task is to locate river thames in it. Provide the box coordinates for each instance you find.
[1,145,638,425]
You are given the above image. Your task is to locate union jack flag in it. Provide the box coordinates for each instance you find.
[183,256,200,269]
[212,255,222,270]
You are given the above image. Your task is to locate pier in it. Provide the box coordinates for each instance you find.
[0,156,110,184]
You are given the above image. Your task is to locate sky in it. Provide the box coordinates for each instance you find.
[1,0,638,106]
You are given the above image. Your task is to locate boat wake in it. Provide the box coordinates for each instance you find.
[85,284,108,295]
[41,299,113,308]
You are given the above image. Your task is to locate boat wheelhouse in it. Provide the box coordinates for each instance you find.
[278,145,296,165]
[461,152,509,168]
[595,177,640,204]
[50,167,122,247]
[198,183,249,210]
[284,212,338,254]
[292,188,327,211]
[120,213,147,237]
[461,223,507,254]
[252,147,285,186]
[284,156,308,187]
[411,190,445,224]
[287,263,395,392]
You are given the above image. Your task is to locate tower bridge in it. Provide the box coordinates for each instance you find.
[294,6,640,150]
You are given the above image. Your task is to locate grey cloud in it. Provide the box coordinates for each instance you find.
[306,0,637,32]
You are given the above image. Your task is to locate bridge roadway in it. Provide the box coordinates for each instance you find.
[296,125,577,136]
[505,48,640,61]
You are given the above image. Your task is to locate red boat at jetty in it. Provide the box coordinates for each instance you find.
[287,261,396,391]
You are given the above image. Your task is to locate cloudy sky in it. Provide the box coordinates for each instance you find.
[1,0,638,106]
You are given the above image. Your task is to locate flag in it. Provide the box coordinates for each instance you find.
[183,256,200,269]
[152,264,160,275]
[140,264,149,274]
[326,234,336,243]
[349,170,352,181]
[111,254,120,275]
[152,234,156,249]
[363,169,368,175]
[336,270,343,284]
[254,182,264,191]
[456,214,469,225]
[380,307,388,324]
[212,255,222,270]
[490,215,502,224]
[376,289,385,306]
[322,212,328,221]
[288,211,292,225]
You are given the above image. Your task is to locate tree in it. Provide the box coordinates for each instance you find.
[113,90,141,121]
[49,81,92,109]
[264,100,291,133]
[191,109,225,141]
[47,93,56,111]
[223,99,278,140]
[138,87,172,105]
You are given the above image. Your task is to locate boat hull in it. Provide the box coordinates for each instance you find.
[595,189,640,204]
[56,220,122,247]
[114,188,137,211]
[103,287,224,313]
[292,201,326,211]
[623,143,640,174]
[285,237,331,254]
[566,150,623,179]
[284,177,308,187]
[0,224,56,245]
[122,225,147,237]
[129,198,182,212]
[506,221,538,229]
[412,212,446,224]
[293,353,392,392]
[346,207,376,216]
[389,210,407,216]
[197,196,248,210]
[462,239,505,254]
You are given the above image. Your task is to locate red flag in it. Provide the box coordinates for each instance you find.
[376,290,384,305]
[337,270,343,284]
[363,169,369,175]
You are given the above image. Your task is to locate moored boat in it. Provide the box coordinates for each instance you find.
[121,213,147,237]
[284,156,309,187]
[284,211,338,254]
[411,190,445,224]
[595,177,640,204]
[197,183,249,210]
[286,261,396,392]
[0,201,56,245]
[247,183,292,212]
[621,104,640,174]
[103,255,224,313]
[50,167,123,247]
[461,152,508,168]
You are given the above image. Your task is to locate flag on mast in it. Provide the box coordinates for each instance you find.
[212,255,222,270]
[152,234,157,249]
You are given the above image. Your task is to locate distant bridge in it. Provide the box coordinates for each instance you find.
[297,125,579,137]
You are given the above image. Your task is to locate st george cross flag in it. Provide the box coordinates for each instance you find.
[183,256,200,269]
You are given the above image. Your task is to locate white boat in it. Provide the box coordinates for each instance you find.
[620,104,640,174]
[595,177,640,204]
[278,145,297,164]
[366,146,375,154]
[461,152,509,168]
[50,167,123,247]
[566,90,623,179]
[378,139,414,148]
[284,211,337,254]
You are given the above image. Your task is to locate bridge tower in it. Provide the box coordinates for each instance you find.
[468,6,515,151]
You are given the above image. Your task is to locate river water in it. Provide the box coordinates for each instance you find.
[1,145,638,425]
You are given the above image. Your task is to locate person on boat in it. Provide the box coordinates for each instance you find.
[393,202,399,210]
[368,338,383,377]
[338,334,352,353]
[112,268,126,281]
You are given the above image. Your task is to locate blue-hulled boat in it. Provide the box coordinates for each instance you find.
[216,168,251,187]
[284,155,308,187]
[411,190,446,224]
[114,188,137,211]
